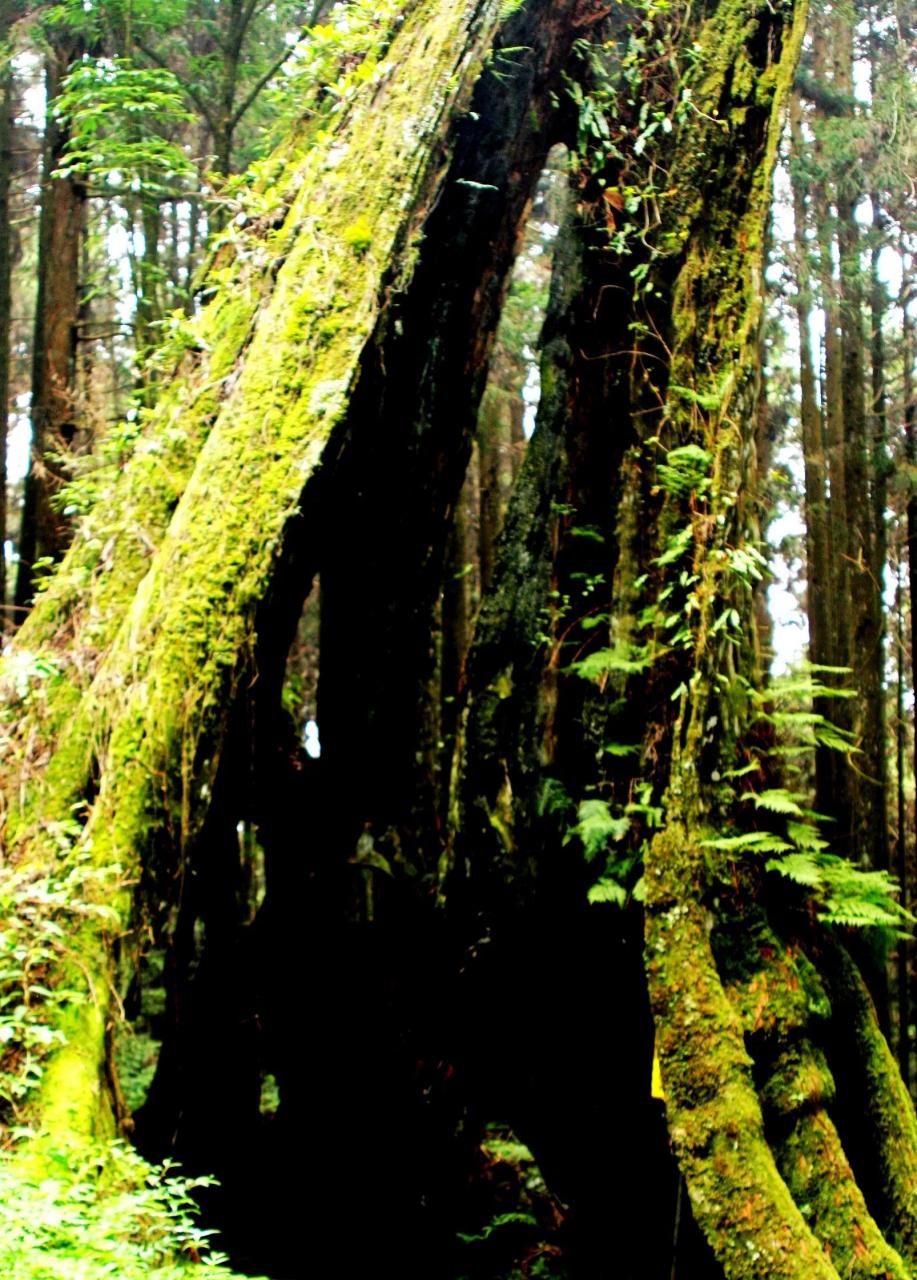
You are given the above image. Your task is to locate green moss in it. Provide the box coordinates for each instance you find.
[774,1109,910,1279]
[342,215,375,253]
[714,921,908,1276]
[818,943,917,1269]
[36,976,115,1145]
[761,1042,835,1119]
[645,828,840,1279]
[715,911,832,1047]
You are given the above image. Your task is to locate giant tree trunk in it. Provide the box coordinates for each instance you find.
[451,0,917,1273]
[3,0,917,1277]
[5,0,531,1121]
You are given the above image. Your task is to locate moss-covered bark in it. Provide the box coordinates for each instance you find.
[815,938,917,1269]
[0,4,409,837]
[639,0,917,1267]
[714,909,909,1278]
[626,0,893,1272]
[646,829,840,1280]
[3,0,531,1150]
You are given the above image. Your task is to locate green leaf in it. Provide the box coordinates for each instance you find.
[568,644,653,682]
[587,879,628,906]
[655,524,693,566]
[766,852,823,887]
[569,524,605,543]
[766,851,914,936]
[703,831,793,853]
[565,799,630,860]
[786,821,828,851]
[745,789,805,816]
[722,760,760,779]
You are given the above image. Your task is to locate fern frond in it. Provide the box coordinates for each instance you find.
[744,788,805,816]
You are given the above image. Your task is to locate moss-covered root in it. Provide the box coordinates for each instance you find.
[775,1108,909,1280]
[645,824,841,1280]
[717,916,909,1279]
[814,939,917,1269]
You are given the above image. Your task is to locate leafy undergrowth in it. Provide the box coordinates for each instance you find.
[455,1124,568,1280]
[0,1140,256,1280]
[0,856,239,1278]
[0,857,116,1125]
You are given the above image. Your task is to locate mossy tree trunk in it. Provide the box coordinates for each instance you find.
[452,0,917,1274]
[0,0,602,1270]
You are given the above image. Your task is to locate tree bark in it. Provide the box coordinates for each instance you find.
[789,97,831,789]
[0,52,11,628]
[14,34,86,609]
[807,6,853,844]
[835,10,889,892]
[316,0,586,880]
[2,0,578,1155]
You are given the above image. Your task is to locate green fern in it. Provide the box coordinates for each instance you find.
[568,643,653,682]
[767,852,913,936]
[718,659,910,934]
[564,799,629,861]
[744,788,805,816]
[655,444,712,497]
[701,831,793,854]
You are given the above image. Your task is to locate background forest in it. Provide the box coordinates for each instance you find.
[0,0,916,1278]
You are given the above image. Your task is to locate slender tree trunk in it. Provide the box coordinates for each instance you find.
[185,193,201,311]
[789,98,831,795]
[14,36,85,609]
[135,192,164,366]
[810,11,853,845]
[869,210,888,612]
[0,53,11,628]
[168,198,181,311]
[895,572,910,1090]
[835,27,889,886]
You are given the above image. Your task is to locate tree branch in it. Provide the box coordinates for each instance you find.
[230,42,295,129]
[135,36,218,133]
